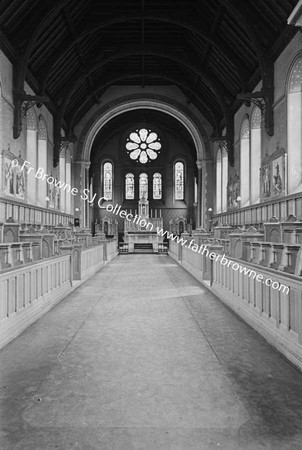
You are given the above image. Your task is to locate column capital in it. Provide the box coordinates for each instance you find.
[196,159,214,170]
[73,159,91,169]
[196,160,203,170]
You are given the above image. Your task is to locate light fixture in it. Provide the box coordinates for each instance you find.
[75,207,80,212]
[45,196,50,201]
[236,196,241,202]
[208,207,213,212]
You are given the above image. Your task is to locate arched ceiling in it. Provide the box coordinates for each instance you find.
[0,0,298,138]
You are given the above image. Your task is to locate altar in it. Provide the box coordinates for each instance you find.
[123,196,164,252]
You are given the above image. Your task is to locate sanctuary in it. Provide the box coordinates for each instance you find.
[123,195,164,253]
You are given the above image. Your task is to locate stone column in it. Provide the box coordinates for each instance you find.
[203,159,214,230]
[59,148,66,213]
[73,159,90,228]
[196,160,203,228]
[84,161,91,229]
[65,146,72,215]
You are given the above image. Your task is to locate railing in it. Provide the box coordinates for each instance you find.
[0,196,74,226]
[107,240,118,261]
[213,191,302,226]
[0,240,118,349]
[169,240,302,371]
[0,254,71,348]
[77,240,117,280]
[79,245,105,280]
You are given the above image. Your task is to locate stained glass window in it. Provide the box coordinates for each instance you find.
[126,128,161,163]
[175,162,184,200]
[103,162,113,200]
[125,173,135,199]
[139,173,148,199]
[153,173,162,199]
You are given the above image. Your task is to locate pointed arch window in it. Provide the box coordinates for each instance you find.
[125,173,135,199]
[251,107,261,203]
[153,173,162,199]
[139,173,148,199]
[175,162,184,200]
[240,117,250,207]
[288,58,302,194]
[103,162,113,200]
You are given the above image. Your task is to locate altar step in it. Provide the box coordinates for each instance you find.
[134,243,154,253]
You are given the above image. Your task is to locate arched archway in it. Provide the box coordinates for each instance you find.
[75,94,211,229]
[76,95,209,163]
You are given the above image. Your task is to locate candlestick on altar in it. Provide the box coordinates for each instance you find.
[159,209,161,218]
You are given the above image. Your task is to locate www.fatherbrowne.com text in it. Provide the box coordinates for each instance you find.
[18,160,289,295]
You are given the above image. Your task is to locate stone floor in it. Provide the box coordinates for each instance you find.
[1,254,302,449]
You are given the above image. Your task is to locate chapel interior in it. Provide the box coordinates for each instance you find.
[1,1,302,448]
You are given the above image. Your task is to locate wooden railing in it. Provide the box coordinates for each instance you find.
[169,240,302,371]
[0,254,72,348]
[213,191,302,226]
[0,240,118,349]
[0,197,74,226]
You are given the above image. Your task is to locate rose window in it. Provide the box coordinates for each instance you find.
[126,128,161,163]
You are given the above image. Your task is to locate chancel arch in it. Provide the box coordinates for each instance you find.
[88,108,201,234]
[78,96,207,163]
[76,96,210,228]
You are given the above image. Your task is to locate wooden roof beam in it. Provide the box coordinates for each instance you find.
[13,0,70,138]
[39,14,248,94]
[62,7,99,105]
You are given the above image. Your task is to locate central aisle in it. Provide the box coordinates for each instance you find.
[1,254,302,449]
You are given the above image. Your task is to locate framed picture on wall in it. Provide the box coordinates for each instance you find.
[261,163,271,198]
[2,149,27,201]
[271,155,283,196]
[260,147,286,201]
